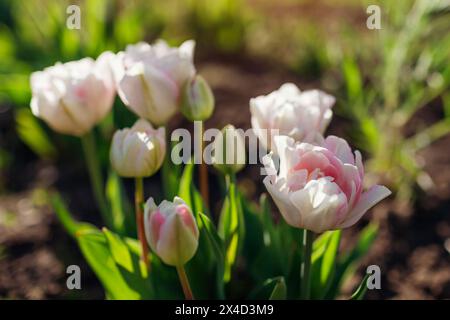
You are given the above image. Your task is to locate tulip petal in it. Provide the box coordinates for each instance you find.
[338,185,391,229]
[263,176,302,227]
[156,213,198,266]
[324,135,355,165]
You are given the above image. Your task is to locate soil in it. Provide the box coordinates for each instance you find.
[0,55,449,300]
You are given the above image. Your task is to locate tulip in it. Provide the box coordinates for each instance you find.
[110,119,166,178]
[180,74,215,206]
[250,83,335,151]
[180,75,215,121]
[263,135,391,233]
[144,197,199,266]
[212,125,246,175]
[30,52,116,222]
[144,197,198,299]
[110,119,165,269]
[30,52,116,137]
[114,40,196,126]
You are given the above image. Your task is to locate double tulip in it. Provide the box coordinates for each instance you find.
[263,135,391,233]
[114,40,196,126]
[30,52,116,136]
[250,83,335,151]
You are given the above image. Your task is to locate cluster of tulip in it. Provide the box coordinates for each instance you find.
[30,39,390,299]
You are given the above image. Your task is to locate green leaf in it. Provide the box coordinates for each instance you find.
[51,193,96,237]
[102,228,153,298]
[76,229,143,299]
[198,213,225,263]
[350,274,369,300]
[241,194,265,266]
[269,277,287,300]
[249,276,286,300]
[218,174,245,282]
[177,162,221,298]
[177,161,207,217]
[162,152,182,200]
[103,228,136,274]
[15,108,57,159]
[106,171,134,236]
[310,230,341,299]
[198,212,226,299]
[326,223,378,299]
[178,163,193,206]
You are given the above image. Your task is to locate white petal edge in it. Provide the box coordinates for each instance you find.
[337,185,391,229]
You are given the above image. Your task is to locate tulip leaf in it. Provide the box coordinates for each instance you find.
[350,274,369,300]
[178,162,206,217]
[15,108,57,159]
[162,150,182,200]
[178,162,194,208]
[241,195,265,267]
[244,194,295,286]
[269,277,287,300]
[218,174,245,282]
[53,195,155,299]
[102,228,153,298]
[248,276,286,300]
[106,171,134,236]
[76,229,143,299]
[326,223,378,299]
[51,192,97,237]
[310,230,341,299]
[198,212,225,263]
[103,228,137,274]
[198,212,226,299]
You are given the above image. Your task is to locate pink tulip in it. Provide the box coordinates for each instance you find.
[144,197,199,266]
[263,135,391,233]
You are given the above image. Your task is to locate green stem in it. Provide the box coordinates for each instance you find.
[135,177,149,269]
[198,121,209,207]
[300,229,314,299]
[176,265,194,300]
[81,131,109,225]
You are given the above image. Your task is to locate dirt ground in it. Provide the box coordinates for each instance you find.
[0,56,449,299]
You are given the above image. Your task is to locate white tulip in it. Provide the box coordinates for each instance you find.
[110,119,166,178]
[30,52,116,136]
[114,40,196,126]
[250,83,335,151]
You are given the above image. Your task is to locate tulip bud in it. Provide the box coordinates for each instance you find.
[212,125,246,175]
[110,119,165,177]
[180,75,215,121]
[144,197,199,266]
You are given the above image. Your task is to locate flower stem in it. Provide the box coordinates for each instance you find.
[176,265,194,300]
[198,121,209,207]
[300,229,314,299]
[81,131,109,225]
[135,177,149,269]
